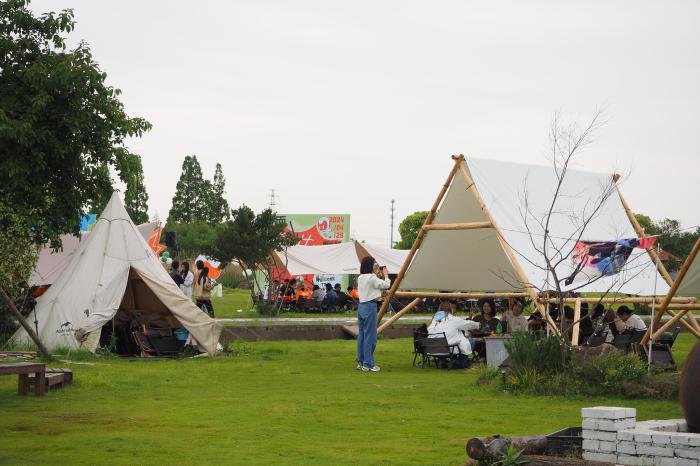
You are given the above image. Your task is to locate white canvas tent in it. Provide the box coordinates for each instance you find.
[29,222,158,286]
[377,155,687,333]
[13,193,222,355]
[272,241,408,276]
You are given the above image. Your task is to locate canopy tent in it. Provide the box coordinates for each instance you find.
[377,155,697,335]
[30,222,158,286]
[271,241,408,276]
[13,193,222,355]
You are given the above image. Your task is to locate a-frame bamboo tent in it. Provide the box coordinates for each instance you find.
[377,155,700,339]
[643,235,700,343]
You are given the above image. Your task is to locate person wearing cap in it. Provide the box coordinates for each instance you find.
[428,301,480,360]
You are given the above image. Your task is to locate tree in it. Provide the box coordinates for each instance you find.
[395,211,429,249]
[168,155,208,223]
[209,206,298,300]
[207,163,230,223]
[635,214,700,273]
[123,156,150,224]
[0,0,152,247]
[163,222,217,258]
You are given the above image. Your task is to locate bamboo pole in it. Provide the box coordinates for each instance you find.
[571,298,581,346]
[662,309,699,335]
[422,221,492,231]
[457,162,560,336]
[538,296,695,304]
[376,155,465,323]
[393,291,530,299]
[643,234,700,344]
[0,288,52,358]
[667,304,700,310]
[652,309,693,340]
[377,298,422,334]
[615,177,700,335]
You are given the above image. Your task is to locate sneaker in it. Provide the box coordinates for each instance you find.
[356,363,362,370]
[365,365,381,372]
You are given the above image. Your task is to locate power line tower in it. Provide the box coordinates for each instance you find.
[390,199,396,248]
[269,189,278,212]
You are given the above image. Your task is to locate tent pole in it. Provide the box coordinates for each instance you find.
[615,177,700,335]
[457,162,560,336]
[377,298,422,334]
[642,234,700,344]
[376,155,464,323]
[571,298,581,346]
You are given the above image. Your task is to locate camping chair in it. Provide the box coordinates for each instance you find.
[412,325,429,367]
[420,333,463,369]
[132,331,157,357]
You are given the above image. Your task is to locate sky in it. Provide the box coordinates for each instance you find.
[31,0,700,245]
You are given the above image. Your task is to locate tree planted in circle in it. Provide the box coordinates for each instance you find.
[169,156,230,224]
[208,206,299,300]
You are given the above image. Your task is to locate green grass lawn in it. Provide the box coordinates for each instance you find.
[1,336,695,465]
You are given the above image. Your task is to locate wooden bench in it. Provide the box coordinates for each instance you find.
[0,363,46,396]
[27,368,73,394]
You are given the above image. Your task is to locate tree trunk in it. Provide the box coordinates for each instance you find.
[0,287,52,358]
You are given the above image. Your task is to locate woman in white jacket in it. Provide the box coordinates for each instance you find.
[180,262,194,298]
[356,256,390,372]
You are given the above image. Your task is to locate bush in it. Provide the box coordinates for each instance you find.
[255,302,279,317]
[573,350,647,396]
[505,333,570,375]
[218,269,249,289]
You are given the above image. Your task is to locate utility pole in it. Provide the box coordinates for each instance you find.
[269,189,278,212]
[390,199,396,248]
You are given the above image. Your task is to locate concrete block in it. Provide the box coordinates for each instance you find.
[582,451,617,463]
[636,444,674,457]
[654,457,697,466]
[651,433,671,444]
[582,429,617,441]
[581,406,636,420]
[582,418,597,430]
[616,454,654,466]
[671,433,691,446]
[634,432,653,443]
[689,436,700,447]
[598,440,616,453]
[617,441,637,455]
[676,448,700,460]
[597,418,636,431]
[618,430,635,441]
[582,439,599,451]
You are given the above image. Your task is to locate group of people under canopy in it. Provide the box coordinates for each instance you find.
[267,278,360,310]
[424,296,649,361]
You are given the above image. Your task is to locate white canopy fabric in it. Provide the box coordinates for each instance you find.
[678,246,700,295]
[400,157,668,295]
[29,222,157,286]
[13,193,221,355]
[273,242,408,276]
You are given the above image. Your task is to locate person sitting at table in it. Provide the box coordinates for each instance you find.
[322,283,338,307]
[334,283,348,306]
[311,284,325,304]
[588,303,615,343]
[613,306,648,333]
[428,303,480,363]
[502,298,528,333]
[347,285,359,300]
[295,284,312,303]
[474,299,504,334]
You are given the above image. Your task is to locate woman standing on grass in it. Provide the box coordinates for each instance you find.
[356,256,390,372]
[180,261,194,299]
[194,261,215,317]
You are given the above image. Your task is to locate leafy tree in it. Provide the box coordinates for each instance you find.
[209,206,298,299]
[168,155,208,223]
[162,222,217,258]
[395,211,429,249]
[635,214,700,273]
[123,156,149,224]
[207,163,230,223]
[0,0,152,247]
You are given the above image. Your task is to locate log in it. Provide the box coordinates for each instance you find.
[466,435,547,460]
[422,221,492,231]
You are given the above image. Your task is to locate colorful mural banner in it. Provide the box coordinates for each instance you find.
[280,214,351,246]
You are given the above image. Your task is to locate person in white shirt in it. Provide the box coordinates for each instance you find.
[428,301,481,361]
[614,306,647,332]
[356,256,390,372]
[502,298,529,333]
[180,262,194,298]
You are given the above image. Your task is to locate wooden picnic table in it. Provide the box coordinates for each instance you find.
[0,362,46,396]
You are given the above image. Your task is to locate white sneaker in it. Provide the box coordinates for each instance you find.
[356,363,362,370]
[364,365,380,372]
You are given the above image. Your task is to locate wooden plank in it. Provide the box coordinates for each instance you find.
[422,221,492,231]
[571,298,581,346]
[393,291,529,299]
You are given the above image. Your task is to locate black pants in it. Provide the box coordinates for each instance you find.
[196,299,214,317]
